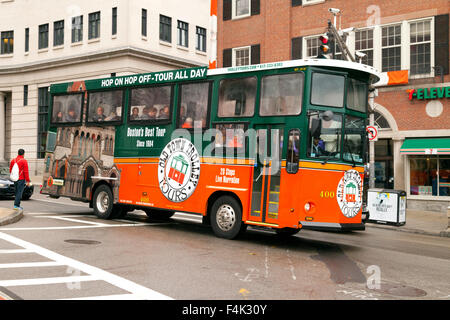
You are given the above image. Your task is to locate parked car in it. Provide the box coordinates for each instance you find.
[0,166,34,200]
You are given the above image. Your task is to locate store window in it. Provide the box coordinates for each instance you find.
[410,156,449,196]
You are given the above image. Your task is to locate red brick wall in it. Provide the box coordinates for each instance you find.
[218,0,450,66]
[376,89,450,131]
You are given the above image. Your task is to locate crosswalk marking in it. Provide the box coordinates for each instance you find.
[0,261,64,269]
[61,293,138,300]
[0,275,98,287]
[0,231,172,300]
[0,249,32,254]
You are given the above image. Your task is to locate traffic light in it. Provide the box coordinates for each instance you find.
[317,33,330,59]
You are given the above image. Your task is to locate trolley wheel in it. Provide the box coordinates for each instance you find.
[92,184,114,219]
[210,195,246,239]
[143,208,174,220]
[275,227,300,237]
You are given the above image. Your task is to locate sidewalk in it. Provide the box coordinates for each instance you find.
[365,209,450,238]
[0,207,23,226]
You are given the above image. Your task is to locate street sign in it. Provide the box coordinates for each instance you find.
[366,126,378,141]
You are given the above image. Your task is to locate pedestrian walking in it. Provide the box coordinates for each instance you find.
[9,149,31,211]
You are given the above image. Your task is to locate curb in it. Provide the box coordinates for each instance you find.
[0,209,23,226]
[365,223,449,238]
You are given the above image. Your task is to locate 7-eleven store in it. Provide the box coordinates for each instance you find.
[372,70,450,212]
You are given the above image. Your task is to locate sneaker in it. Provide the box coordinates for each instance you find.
[13,206,19,210]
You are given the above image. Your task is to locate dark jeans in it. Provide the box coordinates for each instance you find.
[14,179,26,208]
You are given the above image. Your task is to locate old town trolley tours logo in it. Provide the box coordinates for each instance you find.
[336,169,363,218]
[158,138,201,202]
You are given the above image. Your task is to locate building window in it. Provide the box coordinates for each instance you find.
[38,87,50,159]
[355,29,374,66]
[25,28,29,52]
[374,111,391,130]
[88,11,101,40]
[232,0,250,19]
[23,85,28,106]
[141,9,147,37]
[410,157,449,196]
[53,20,64,46]
[112,7,117,36]
[196,26,206,52]
[233,46,250,66]
[305,37,319,58]
[38,24,49,49]
[72,15,83,43]
[382,24,402,72]
[410,20,431,75]
[177,20,188,47]
[1,30,13,54]
[160,15,171,43]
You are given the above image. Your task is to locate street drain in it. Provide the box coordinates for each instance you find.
[64,239,101,245]
[375,283,427,298]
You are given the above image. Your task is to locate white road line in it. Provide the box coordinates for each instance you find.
[0,249,33,254]
[0,261,64,269]
[36,216,109,226]
[0,222,162,231]
[61,294,138,300]
[0,275,98,287]
[32,198,89,208]
[0,231,173,300]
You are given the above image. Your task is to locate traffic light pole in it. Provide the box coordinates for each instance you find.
[327,20,355,62]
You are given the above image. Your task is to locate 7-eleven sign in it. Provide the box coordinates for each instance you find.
[168,155,189,184]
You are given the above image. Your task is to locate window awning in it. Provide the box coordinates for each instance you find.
[400,138,450,155]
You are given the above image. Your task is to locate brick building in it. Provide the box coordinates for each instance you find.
[217,0,450,211]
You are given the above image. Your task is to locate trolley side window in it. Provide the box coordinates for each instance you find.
[347,78,367,113]
[51,94,83,125]
[311,73,345,108]
[343,116,365,164]
[218,77,257,118]
[178,82,210,129]
[307,111,342,160]
[129,85,172,123]
[287,129,300,174]
[87,90,124,124]
[260,73,304,116]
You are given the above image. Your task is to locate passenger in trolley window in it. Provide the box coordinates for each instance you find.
[158,105,170,119]
[92,106,107,122]
[310,135,326,157]
[181,117,193,128]
[130,107,140,120]
[65,106,79,122]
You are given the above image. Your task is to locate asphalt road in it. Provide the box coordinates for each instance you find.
[0,193,449,301]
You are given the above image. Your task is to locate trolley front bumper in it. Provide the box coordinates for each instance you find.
[300,221,365,232]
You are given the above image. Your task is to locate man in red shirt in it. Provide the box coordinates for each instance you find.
[9,149,31,210]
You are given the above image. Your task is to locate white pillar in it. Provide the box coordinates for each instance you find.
[0,92,5,163]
